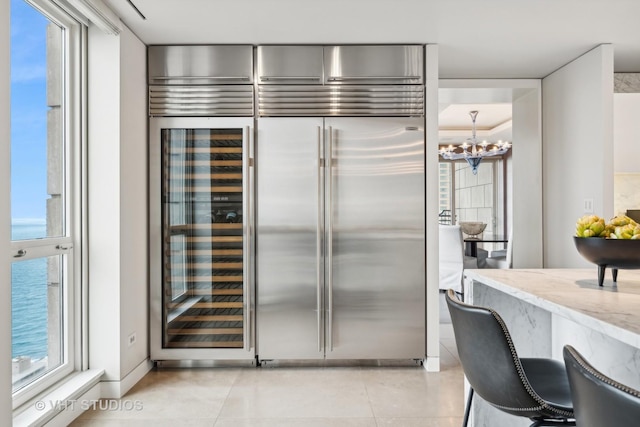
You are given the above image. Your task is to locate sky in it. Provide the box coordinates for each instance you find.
[10,0,50,221]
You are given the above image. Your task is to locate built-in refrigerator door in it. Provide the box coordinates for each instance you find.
[149,117,255,361]
[325,117,425,360]
[256,118,325,360]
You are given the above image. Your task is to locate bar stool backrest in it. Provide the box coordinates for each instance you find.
[563,345,640,427]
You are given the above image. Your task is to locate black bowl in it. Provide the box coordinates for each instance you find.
[573,236,640,286]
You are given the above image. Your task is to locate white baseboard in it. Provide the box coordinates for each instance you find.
[99,358,153,398]
[424,356,440,372]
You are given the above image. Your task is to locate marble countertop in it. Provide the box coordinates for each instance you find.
[464,268,640,349]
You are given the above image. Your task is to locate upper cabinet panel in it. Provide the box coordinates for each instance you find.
[148,45,254,85]
[257,45,324,84]
[323,45,423,85]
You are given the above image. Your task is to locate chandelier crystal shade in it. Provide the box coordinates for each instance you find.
[439,110,512,175]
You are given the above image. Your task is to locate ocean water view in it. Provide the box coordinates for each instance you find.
[12,219,48,360]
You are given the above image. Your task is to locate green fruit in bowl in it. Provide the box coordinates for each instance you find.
[611,223,640,239]
[609,215,636,227]
[575,215,606,238]
[601,223,616,238]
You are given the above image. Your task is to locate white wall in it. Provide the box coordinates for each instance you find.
[88,23,150,395]
[0,0,11,422]
[542,45,614,267]
[87,24,122,381]
[118,24,149,380]
[512,86,543,267]
[424,44,440,372]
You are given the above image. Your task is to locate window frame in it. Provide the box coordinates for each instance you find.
[10,0,84,409]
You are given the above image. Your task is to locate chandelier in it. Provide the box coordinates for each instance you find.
[439,110,511,175]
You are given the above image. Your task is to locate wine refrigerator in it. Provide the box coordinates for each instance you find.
[150,117,254,361]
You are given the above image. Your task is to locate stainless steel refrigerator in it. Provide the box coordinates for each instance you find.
[256,45,426,361]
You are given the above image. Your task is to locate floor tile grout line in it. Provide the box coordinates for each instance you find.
[211,368,242,426]
[361,368,381,426]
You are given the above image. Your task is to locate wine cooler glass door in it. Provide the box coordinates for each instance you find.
[150,117,254,361]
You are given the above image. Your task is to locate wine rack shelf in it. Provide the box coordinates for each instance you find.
[161,128,245,349]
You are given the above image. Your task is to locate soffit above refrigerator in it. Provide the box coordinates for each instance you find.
[148,45,255,117]
[256,45,425,117]
[257,45,424,85]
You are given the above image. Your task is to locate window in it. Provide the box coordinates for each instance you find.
[10,0,83,407]
[439,158,506,242]
[438,162,453,224]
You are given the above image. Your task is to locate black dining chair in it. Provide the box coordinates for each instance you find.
[563,345,640,427]
[445,289,575,427]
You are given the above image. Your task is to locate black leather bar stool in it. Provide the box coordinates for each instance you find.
[445,289,575,427]
[563,345,640,427]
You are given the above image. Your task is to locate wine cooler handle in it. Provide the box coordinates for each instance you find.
[243,125,252,352]
[327,125,334,352]
[317,125,324,353]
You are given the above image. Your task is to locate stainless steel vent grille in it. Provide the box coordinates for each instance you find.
[257,85,424,117]
[149,85,254,117]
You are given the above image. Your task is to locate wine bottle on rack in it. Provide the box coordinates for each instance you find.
[225,211,238,223]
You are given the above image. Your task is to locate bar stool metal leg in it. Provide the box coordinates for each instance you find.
[462,387,473,427]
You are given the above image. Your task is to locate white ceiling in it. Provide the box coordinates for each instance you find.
[437,88,514,143]
[103,0,640,79]
[438,104,512,144]
[439,104,512,131]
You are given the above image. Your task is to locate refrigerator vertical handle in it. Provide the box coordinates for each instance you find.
[327,125,334,352]
[243,125,253,352]
[317,125,323,353]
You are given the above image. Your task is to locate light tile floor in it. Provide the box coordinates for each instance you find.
[71,324,462,427]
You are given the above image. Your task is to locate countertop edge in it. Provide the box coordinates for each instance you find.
[464,268,640,349]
